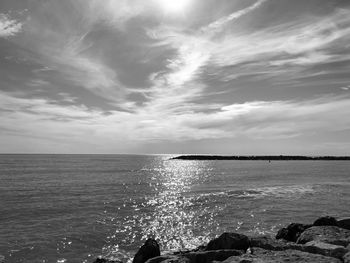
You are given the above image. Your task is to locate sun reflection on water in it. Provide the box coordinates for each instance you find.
[102,157,222,261]
[141,159,216,252]
[93,157,344,263]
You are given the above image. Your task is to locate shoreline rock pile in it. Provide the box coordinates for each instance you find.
[93,216,350,263]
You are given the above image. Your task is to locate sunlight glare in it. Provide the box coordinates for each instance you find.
[156,0,191,13]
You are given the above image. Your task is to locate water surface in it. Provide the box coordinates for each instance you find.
[0,154,349,262]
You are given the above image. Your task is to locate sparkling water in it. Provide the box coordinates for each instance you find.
[0,154,349,262]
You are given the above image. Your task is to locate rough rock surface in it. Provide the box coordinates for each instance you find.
[0,255,4,263]
[313,216,338,227]
[95,216,350,263]
[250,236,348,259]
[145,255,188,263]
[216,248,342,263]
[344,251,350,263]
[297,226,350,246]
[133,239,161,263]
[146,250,242,263]
[338,218,350,230]
[303,241,348,259]
[93,258,122,263]
[250,236,302,251]
[276,223,311,242]
[183,249,243,263]
[205,232,250,251]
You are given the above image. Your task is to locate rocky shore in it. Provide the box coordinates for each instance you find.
[93,216,350,263]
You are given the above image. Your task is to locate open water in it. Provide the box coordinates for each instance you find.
[0,154,349,262]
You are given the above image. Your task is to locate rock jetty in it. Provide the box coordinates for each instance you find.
[171,155,350,161]
[93,216,350,263]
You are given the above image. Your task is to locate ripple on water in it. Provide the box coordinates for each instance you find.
[101,158,322,261]
[102,160,219,259]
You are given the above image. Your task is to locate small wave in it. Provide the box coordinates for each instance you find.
[196,185,315,200]
[250,185,315,198]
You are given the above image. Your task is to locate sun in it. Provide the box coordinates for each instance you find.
[156,0,191,13]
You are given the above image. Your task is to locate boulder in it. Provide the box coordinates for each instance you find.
[184,249,243,263]
[250,236,303,251]
[0,255,4,263]
[93,258,122,263]
[250,235,348,259]
[216,248,342,263]
[173,245,206,255]
[146,255,189,263]
[276,228,288,240]
[297,226,350,246]
[133,238,161,263]
[338,218,350,230]
[344,251,350,263]
[303,241,348,259]
[313,216,338,227]
[276,223,312,242]
[205,232,250,251]
[146,250,243,263]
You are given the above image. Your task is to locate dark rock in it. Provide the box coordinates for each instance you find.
[205,232,250,251]
[250,235,348,259]
[145,255,188,263]
[173,245,206,255]
[344,251,350,263]
[250,236,302,251]
[146,250,243,263]
[276,228,288,240]
[338,218,350,230]
[0,255,4,263]
[217,248,342,263]
[184,249,243,263]
[93,258,122,263]
[313,216,338,227]
[303,241,348,259]
[133,238,161,263]
[276,223,312,242]
[297,226,350,246]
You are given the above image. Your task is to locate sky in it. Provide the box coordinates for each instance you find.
[0,0,350,155]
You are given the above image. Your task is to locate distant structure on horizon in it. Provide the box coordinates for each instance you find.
[171,155,350,161]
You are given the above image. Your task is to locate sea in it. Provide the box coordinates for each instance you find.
[0,154,349,263]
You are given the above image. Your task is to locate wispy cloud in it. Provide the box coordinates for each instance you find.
[2,91,349,149]
[150,4,350,92]
[1,0,350,154]
[81,0,149,30]
[10,2,132,107]
[211,8,350,68]
[143,0,271,112]
[180,95,350,139]
[0,13,22,38]
[203,0,269,36]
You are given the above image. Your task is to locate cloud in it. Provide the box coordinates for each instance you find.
[137,1,350,128]
[0,13,22,38]
[81,0,149,30]
[1,90,349,151]
[2,1,350,154]
[203,0,269,36]
[9,2,131,106]
[210,8,350,67]
[141,0,272,115]
[178,95,350,140]
[48,34,126,100]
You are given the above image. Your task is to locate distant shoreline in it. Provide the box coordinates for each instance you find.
[171,155,350,161]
